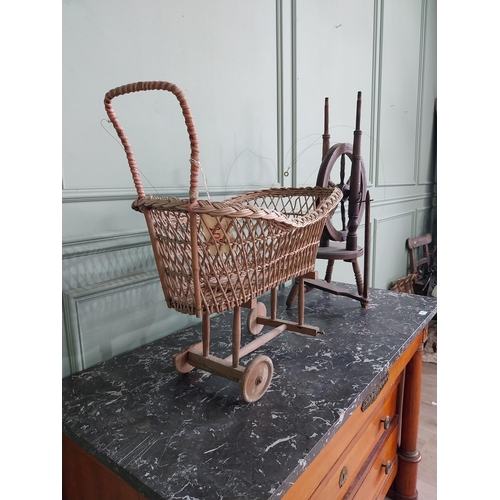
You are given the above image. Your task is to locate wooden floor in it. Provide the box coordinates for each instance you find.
[386,360,437,500]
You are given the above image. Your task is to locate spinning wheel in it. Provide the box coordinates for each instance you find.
[317,142,368,245]
[287,92,371,308]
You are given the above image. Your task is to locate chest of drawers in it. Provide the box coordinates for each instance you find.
[282,327,426,500]
[63,285,435,500]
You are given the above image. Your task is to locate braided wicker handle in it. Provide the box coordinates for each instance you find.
[104,81,200,205]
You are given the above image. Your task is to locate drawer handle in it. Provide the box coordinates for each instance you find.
[382,460,392,475]
[339,466,348,488]
[380,415,391,430]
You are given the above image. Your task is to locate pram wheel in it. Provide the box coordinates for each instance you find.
[246,302,267,335]
[240,355,274,403]
[172,342,202,373]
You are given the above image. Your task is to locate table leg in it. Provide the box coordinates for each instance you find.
[391,341,424,499]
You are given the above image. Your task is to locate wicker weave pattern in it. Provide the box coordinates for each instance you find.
[104,81,343,317]
[135,186,340,315]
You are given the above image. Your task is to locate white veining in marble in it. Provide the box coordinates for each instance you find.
[63,284,436,500]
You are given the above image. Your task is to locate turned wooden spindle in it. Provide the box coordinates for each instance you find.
[346,91,362,252]
[322,97,331,159]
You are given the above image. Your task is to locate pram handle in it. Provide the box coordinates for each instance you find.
[104,81,200,205]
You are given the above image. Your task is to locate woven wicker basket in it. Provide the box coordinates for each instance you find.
[104,81,343,318]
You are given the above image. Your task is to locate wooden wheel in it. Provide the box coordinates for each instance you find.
[246,302,267,335]
[240,355,274,403]
[317,142,367,242]
[172,342,202,373]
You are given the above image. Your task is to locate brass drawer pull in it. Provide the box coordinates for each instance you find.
[380,415,391,430]
[382,460,392,475]
[339,466,348,488]
[362,372,389,412]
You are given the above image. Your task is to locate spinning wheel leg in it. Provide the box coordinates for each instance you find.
[325,259,335,283]
[286,279,316,309]
[351,260,364,297]
[286,281,300,309]
[298,276,305,325]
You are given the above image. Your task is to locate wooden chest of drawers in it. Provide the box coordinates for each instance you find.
[62,286,435,500]
[281,328,427,500]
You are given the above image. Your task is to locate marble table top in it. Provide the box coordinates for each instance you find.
[62,284,437,500]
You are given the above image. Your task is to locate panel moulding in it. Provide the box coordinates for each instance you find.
[371,211,415,288]
[63,230,151,259]
[62,184,276,203]
[63,270,160,374]
[370,0,383,189]
[414,206,433,238]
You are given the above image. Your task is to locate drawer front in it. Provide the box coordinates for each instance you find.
[283,371,403,500]
[281,332,423,500]
[351,421,399,500]
[309,382,399,500]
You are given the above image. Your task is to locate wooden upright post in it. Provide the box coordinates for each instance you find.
[322,97,330,159]
[346,91,362,251]
[232,306,241,368]
[391,338,424,499]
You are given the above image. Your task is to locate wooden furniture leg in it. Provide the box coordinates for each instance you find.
[298,276,305,326]
[325,259,334,283]
[232,306,241,368]
[202,312,210,357]
[351,260,364,296]
[286,280,300,308]
[390,340,424,499]
[271,287,277,320]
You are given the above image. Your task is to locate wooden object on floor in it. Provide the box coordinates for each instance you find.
[407,233,433,295]
[286,92,371,309]
[390,272,419,294]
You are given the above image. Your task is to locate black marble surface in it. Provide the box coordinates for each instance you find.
[62,284,437,500]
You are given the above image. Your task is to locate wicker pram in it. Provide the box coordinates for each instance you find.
[104,81,342,402]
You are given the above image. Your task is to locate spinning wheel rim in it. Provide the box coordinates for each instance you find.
[317,142,367,242]
[240,355,274,403]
